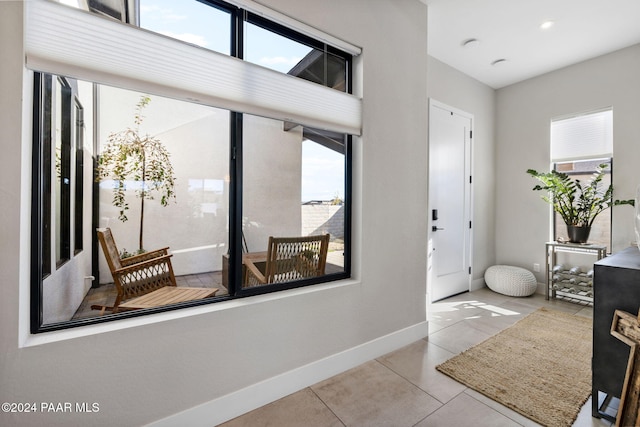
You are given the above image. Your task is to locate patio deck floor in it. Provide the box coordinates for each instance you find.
[72,253,344,321]
[72,271,226,320]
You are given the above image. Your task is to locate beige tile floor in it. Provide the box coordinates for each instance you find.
[220,288,618,427]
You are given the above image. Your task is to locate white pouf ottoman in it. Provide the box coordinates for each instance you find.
[484,265,537,297]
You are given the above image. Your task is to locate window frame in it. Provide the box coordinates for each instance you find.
[32,73,89,332]
[32,73,52,281]
[244,12,352,92]
[552,157,614,250]
[233,126,352,298]
[30,0,354,333]
[74,99,84,255]
[55,76,73,267]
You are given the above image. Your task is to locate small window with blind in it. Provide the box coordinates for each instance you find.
[551,109,613,249]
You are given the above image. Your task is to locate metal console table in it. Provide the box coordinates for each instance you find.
[545,241,607,302]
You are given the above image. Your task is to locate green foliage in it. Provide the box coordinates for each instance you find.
[527,164,634,228]
[96,95,176,250]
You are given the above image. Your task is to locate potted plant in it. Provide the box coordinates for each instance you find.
[97,95,176,253]
[527,163,634,243]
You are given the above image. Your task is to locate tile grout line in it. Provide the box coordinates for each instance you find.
[375,354,451,407]
[307,386,347,427]
[462,389,537,427]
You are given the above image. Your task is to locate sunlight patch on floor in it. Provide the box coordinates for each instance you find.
[428,301,478,313]
[428,300,521,318]
[476,304,520,316]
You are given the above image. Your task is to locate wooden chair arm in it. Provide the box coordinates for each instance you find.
[120,247,170,266]
[244,258,267,285]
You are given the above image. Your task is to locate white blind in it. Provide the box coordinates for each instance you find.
[24,0,362,136]
[550,109,612,162]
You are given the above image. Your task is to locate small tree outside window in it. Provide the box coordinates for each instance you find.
[96,96,176,252]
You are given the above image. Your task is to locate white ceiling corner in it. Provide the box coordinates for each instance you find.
[425,0,640,89]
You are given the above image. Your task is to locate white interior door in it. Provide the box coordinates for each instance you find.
[428,100,472,302]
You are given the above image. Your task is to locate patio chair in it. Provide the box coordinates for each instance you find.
[244,234,330,287]
[92,227,177,314]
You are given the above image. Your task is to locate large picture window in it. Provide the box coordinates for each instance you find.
[29,0,356,332]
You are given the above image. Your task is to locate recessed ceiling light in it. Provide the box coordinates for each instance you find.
[461,38,480,48]
[540,20,554,30]
[491,58,507,67]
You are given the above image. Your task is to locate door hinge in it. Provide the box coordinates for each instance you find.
[469,221,472,229]
[469,130,473,139]
[468,267,472,274]
[469,175,472,184]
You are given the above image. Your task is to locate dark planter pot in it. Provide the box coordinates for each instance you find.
[567,225,591,244]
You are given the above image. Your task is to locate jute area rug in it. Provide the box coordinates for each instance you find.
[436,307,592,427]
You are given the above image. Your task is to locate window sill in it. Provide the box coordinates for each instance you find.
[20,277,359,348]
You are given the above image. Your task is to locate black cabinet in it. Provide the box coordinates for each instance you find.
[592,246,640,419]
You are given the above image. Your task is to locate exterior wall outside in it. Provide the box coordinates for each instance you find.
[1,1,428,427]
[495,44,640,284]
[301,204,344,239]
[242,114,303,250]
[42,81,97,323]
[426,55,497,287]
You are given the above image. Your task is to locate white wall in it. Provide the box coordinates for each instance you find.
[427,56,497,286]
[0,1,25,369]
[496,44,640,282]
[1,1,428,426]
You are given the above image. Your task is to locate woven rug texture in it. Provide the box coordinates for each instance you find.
[436,307,592,427]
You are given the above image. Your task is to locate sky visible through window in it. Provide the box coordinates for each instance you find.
[140,0,232,54]
[139,0,314,71]
[140,0,345,203]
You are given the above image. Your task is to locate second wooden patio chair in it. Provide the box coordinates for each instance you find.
[244,234,330,287]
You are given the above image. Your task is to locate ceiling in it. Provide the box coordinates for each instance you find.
[423,0,640,89]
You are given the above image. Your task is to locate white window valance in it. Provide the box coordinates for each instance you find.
[24,0,362,136]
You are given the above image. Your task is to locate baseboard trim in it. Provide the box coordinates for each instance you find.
[150,320,429,426]
[470,278,485,291]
